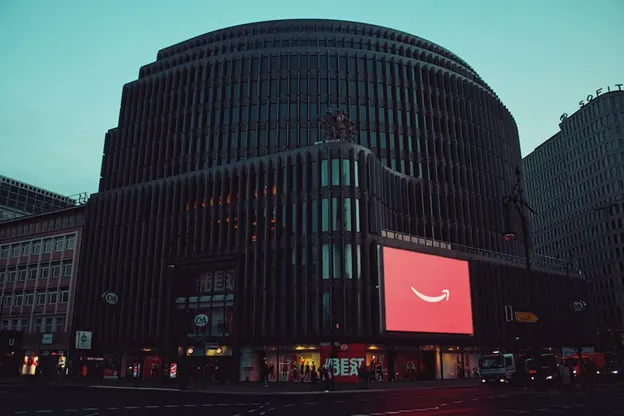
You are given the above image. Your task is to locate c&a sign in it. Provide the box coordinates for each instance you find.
[320,343,366,383]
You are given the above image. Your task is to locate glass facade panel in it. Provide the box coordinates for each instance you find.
[321,244,330,279]
[321,198,329,231]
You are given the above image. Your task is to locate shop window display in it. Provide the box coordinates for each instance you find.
[264,348,320,383]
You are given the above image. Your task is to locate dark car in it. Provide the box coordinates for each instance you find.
[598,361,624,384]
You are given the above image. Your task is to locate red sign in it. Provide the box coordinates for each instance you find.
[320,343,366,383]
[383,247,473,335]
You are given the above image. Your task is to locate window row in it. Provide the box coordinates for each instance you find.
[0,261,73,283]
[0,316,65,333]
[0,235,76,259]
[1,290,70,307]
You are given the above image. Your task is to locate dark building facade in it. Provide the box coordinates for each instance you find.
[524,88,624,349]
[76,19,591,381]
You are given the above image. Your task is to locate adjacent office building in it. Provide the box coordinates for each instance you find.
[0,196,86,376]
[0,175,78,221]
[76,19,592,382]
[524,87,624,348]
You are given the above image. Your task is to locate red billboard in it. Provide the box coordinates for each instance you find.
[382,247,473,335]
[320,343,366,383]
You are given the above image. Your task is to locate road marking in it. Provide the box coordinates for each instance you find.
[248,410,256,413]
[201,404,214,407]
[260,413,266,416]
[164,405,179,408]
[453,400,463,403]
[85,413,99,416]
[64,411,78,413]
[36,412,52,414]
[145,405,159,408]
[124,406,139,410]
[284,404,295,407]
[486,396,495,399]
[83,409,99,411]
[14,412,28,415]
[470,398,478,401]
[183,404,197,407]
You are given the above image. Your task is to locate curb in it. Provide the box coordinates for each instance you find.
[87,382,482,396]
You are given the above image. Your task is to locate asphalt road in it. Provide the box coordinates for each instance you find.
[1,383,623,415]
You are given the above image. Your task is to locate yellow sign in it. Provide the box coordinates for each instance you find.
[515,311,538,323]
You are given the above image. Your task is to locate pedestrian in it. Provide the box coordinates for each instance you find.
[261,360,269,387]
[559,361,570,390]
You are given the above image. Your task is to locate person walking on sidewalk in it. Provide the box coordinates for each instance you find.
[261,360,269,388]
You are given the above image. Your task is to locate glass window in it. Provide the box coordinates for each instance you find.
[35,318,43,332]
[344,198,352,231]
[32,241,41,255]
[355,245,361,279]
[354,160,359,187]
[51,263,61,278]
[14,295,23,306]
[55,318,64,332]
[342,160,351,186]
[322,244,330,279]
[60,291,69,303]
[21,243,31,256]
[332,197,339,231]
[333,244,341,279]
[54,238,64,252]
[321,160,329,186]
[321,198,329,231]
[322,292,330,330]
[40,265,49,279]
[63,262,72,277]
[43,239,53,253]
[345,244,353,279]
[331,159,340,186]
[48,292,58,304]
[36,293,46,305]
[25,293,34,306]
[29,268,37,280]
[355,199,360,232]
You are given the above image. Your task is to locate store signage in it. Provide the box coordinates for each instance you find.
[194,314,209,327]
[75,330,93,350]
[579,84,622,108]
[103,291,119,305]
[195,270,235,294]
[382,247,474,335]
[320,343,366,383]
[41,334,53,345]
[560,84,623,121]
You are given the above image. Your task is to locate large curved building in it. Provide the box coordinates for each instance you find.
[75,19,591,382]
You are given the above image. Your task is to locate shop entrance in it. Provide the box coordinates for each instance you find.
[186,356,232,383]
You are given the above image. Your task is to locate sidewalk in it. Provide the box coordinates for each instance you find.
[0,376,482,395]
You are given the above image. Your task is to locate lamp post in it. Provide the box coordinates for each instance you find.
[501,166,544,388]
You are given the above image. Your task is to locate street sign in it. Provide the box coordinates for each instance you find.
[515,311,538,324]
[504,305,514,322]
[75,330,93,350]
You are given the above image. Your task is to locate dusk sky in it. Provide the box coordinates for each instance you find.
[0,0,621,196]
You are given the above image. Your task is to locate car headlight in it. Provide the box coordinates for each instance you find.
[546,375,553,380]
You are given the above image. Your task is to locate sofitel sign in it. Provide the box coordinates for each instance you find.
[578,84,622,108]
[560,83,622,122]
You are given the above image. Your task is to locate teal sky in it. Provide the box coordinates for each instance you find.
[0,0,621,196]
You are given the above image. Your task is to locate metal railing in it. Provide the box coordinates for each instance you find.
[381,230,584,278]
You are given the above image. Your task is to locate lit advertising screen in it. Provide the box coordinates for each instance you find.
[382,247,473,335]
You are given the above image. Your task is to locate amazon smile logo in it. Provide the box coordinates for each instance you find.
[410,287,450,303]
